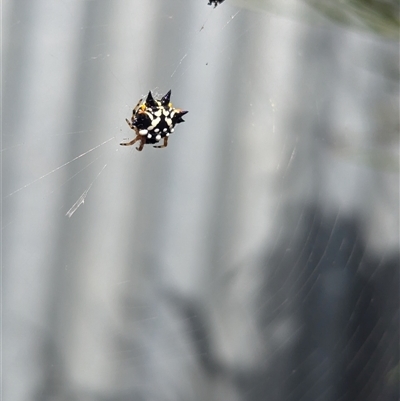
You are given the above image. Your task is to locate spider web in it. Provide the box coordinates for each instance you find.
[2,1,399,401]
[3,1,242,221]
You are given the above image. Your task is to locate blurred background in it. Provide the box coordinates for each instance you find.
[2,0,399,400]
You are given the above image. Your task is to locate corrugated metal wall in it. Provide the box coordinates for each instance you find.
[3,1,399,400]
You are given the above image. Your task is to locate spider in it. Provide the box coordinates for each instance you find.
[208,0,225,7]
[120,90,188,151]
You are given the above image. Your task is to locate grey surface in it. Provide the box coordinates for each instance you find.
[3,1,399,400]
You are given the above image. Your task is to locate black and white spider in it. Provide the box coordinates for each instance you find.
[208,0,225,7]
[120,90,188,151]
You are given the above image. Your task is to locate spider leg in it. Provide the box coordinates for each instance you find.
[132,98,143,116]
[136,138,145,151]
[120,126,141,147]
[153,136,169,149]
[125,118,133,129]
[120,135,140,147]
